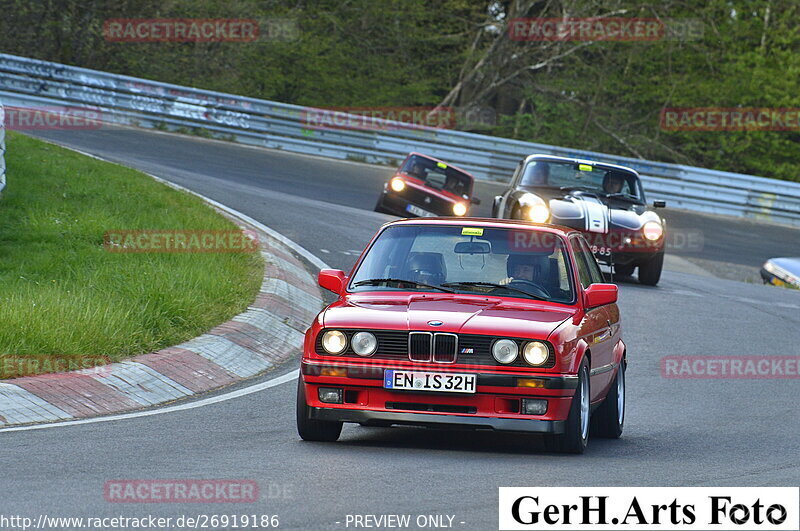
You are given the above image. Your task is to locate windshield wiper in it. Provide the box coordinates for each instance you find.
[441,281,546,300]
[352,278,455,293]
[559,185,596,192]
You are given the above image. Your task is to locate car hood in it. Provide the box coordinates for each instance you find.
[519,188,658,233]
[322,293,575,340]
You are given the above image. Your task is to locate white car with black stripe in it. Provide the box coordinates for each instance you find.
[492,154,667,285]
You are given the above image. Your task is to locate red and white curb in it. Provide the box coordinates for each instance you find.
[0,168,325,428]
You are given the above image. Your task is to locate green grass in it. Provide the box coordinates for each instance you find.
[0,132,263,378]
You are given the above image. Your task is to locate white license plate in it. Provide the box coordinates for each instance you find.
[406,204,436,217]
[384,370,477,394]
[590,245,612,257]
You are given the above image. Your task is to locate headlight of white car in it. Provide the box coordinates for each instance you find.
[519,193,550,223]
[642,221,663,241]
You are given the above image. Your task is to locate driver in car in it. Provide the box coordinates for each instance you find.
[405,252,446,286]
[522,162,550,186]
[602,172,626,194]
[501,254,545,285]
[443,174,465,196]
[408,162,427,179]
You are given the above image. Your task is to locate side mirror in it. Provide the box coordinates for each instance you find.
[318,269,346,295]
[653,200,666,208]
[471,196,481,205]
[585,283,618,308]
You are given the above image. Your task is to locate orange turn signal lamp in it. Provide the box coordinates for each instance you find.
[320,367,348,377]
[517,378,546,388]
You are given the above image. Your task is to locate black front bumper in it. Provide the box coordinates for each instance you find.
[309,407,565,434]
[379,192,449,217]
[598,249,663,267]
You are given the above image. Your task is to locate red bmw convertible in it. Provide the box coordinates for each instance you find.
[296,218,626,453]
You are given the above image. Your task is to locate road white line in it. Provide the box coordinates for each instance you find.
[0,370,299,433]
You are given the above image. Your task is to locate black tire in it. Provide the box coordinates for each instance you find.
[590,361,625,438]
[547,357,590,454]
[296,380,342,442]
[614,263,635,277]
[374,196,390,214]
[638,251,664,286]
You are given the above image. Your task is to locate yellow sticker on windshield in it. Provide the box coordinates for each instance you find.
[437,162,448,169]
[461,227,484,236]
[578,164,593,172]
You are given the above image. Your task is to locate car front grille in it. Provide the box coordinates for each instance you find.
[397,186,451,213]
[314,329,555,368]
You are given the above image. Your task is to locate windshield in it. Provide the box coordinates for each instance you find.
[519,160,641,200]
[401,155,473,197]
[350,224,576,304]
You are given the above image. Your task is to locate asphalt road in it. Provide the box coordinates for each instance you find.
[1,126,798,530]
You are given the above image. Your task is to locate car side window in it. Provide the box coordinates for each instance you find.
[570,237,594,288]
[578,238,605,285]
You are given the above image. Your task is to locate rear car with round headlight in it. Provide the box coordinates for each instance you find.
[492,154,666,285]
[375,152,480,218]
[297,218,628,454]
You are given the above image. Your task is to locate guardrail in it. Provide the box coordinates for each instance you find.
[1,52,798,226]
[0,98,5,195]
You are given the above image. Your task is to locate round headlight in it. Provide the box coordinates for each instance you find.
[351,331,377,356]
[642,221,663,241]
[453,202,467,216]
[523,341,550,366]
[492,339,519,364]
[321,330,347,355]
[390,178,405,192]
[528,204,550,223]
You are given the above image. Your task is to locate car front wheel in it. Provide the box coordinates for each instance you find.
[296,380,343,442]
[638,251,664,286]
[590,361,625,438]
[614,263,635,277]
[547,357,590,454]
[374,195,390,215]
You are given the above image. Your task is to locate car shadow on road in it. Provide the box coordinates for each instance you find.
[326,425,647,457]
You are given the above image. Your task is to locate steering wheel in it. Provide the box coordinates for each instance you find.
[507,279,551,299]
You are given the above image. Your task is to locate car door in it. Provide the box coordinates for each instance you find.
[571,236,615,403]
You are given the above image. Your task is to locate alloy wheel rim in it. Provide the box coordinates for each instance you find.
[580,368,590,440]
[617,366,625,426]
